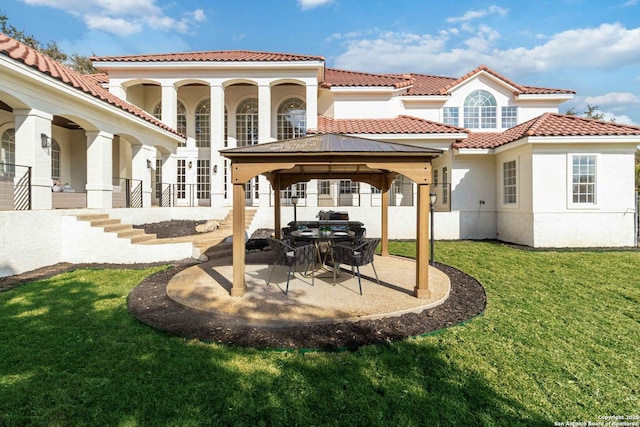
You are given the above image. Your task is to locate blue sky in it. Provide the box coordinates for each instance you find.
[3,0,640,124]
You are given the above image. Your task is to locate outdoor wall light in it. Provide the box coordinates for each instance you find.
[146,159,152,169]
[40,133,51,153]
[213,165,218,174]
[188,161,193,169]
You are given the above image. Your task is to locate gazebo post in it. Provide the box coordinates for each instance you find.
[273,176,281,239]
[380,188,389,256]
[414,183,431,299]
[230,183,247,297]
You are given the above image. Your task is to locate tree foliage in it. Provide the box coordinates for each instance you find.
[1,11,97,74]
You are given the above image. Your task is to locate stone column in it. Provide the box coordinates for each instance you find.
[210,82,225,206]
[85,131,113,208]
[13,109,53,209]
[131,144,153,208]
[305,81,318,131]
[257,82,273,208]
[161,82,178,129]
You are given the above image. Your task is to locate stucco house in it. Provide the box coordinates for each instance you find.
[1,33,639,277]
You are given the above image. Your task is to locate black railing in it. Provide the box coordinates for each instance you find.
[113,178,143,208]
[0,163,31,211]
[172,184,211,207]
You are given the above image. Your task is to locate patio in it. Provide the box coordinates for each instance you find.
[162,249,450,326]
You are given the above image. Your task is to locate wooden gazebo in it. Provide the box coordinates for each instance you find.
[220,134,442,299]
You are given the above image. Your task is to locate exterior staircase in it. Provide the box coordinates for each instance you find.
[76,213,157,244]
[75,208,257,262]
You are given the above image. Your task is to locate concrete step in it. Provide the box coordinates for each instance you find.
[103,223,133,233]
[77,213,109,221]
[129,234,157,244]
[115,228,149,238]
[90,218,121,227]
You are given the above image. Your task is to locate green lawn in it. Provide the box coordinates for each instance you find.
[1,241,638,426]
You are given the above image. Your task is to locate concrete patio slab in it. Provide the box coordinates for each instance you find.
[166,249,450,327]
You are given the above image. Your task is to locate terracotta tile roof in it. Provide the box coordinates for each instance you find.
[436,65,575,96]
[454,113,640,149]
[310,115,468,135]
[85,73,109,85]
[91,50,324,63]
[321,68,413,89]
[323,65,574,96]
[0,34,183,137]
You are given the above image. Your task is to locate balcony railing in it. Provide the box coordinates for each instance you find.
[0,163,31,211]
[113,178,143,208]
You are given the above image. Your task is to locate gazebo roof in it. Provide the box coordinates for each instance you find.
[220,134,442,156]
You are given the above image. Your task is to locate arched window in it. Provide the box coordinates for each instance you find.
[51,139,60,180]
[195,99,210,148]
[236,98,258,147]
[277,98,306,140]
[463,90,497,129]
[0,128,15,177]
[153,101,187,146]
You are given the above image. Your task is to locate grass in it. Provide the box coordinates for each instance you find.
[1,241,638,426]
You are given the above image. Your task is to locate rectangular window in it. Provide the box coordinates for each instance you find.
[339,180,359,194]
[177,159,186,199]
[319,180,331,195]
[572,155,596,204]
[501,106,517,128]
[503,160,517,204]
[155,159,162,199]
[197,160,210,199]
[442,167,448,205]
[463,106,479,129]
[480,106,497,128]
[443,107,459,126]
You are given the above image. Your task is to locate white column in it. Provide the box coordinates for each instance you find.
[305,81,318,131]
[210,82,225,206]
[162,153,177,206]
[131,144,153,207]
[257,82,272,207]
[13,109,53,209]
[161,83,178,129]
[108,83,127,100]
[85,131,113,208]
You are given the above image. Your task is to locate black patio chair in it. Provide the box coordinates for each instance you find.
[332,237,380,295]
[266,237,316,295]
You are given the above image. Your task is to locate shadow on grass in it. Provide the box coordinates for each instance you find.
[0,267,549,426]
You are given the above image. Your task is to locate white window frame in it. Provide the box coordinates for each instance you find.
[443,107,459,127]
[567,154,599,209]
[195,99,210,148]
[463,90,497,129]
[502,159,518,207]
[501,106,517,128]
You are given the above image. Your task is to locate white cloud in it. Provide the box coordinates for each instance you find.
[298,0,334,10]
[333,23,640,77]
[446,5,508,23]
[584,92,640,106]
[19,0,206,35]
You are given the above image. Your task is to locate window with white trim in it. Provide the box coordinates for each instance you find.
[236,98,258,147]
[572,155,596,204]
[277,98,306,140]
[319,180,331,195]
[443,107,459,126]
[155,159,163,199]
[51,139,60,180]
[501,106,517,128]
[464,90,496,129]
[1,128,15,177]
[442,167,448,205]
[197,159,210,200]
[177,159,186,199]
[503,160,517,204]
[195,99,210,147]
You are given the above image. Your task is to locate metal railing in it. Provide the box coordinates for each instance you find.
[0,163,31,211]
[172,184,211,207]
[113,177,143,208]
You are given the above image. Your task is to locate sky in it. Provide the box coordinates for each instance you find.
[2,0,640,124]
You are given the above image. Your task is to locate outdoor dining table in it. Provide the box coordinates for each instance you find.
[290,228,355,278]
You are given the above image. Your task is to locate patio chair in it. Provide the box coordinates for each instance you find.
[332,237,381,295]
[266,237,316,295]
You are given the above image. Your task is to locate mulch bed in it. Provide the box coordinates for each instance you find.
[128,261,486,350]
[1,220,487,350]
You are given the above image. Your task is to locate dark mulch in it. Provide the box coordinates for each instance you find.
[128,261,486,350]
[1,220,487,350]
[133,219,208,238]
